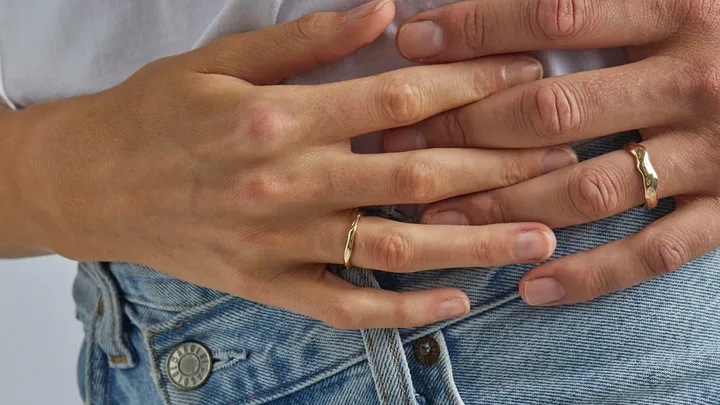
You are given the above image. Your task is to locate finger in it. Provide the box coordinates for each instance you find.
[518,196,720,306]
[185,0,396,85]
[385,58,693,151]
[300,213,556,272]
[422,133,717,228]
[330,146,577,207]
[258,265,471,329]
[287,54,542,144]
[422,135,698,228]
[396,0,686,62]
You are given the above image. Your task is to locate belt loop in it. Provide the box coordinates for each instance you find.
[333,265,419,405]
[79,261,137,369]
[82,306,111,405]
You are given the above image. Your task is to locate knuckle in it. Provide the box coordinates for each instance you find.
[243,99,289,148]
[482,195,507,224]
[469,237,495,266]
[292,13,326,42]
[392,297,416,329]
[535,0,590,41]
[439,110,471,147]
[678,0,720,26]
[528,82,581,140]
[376,75,425,125]
[641,231,690,278]
[568,166,623,220]
[235,173,287,208]
[498,156,531,186]
[584,263,616,299]
[393,156,441,202]
[695,61,720,112]
[324,299,363,330]
[460,2,486,51]
[371,232,415,272]
[465,194,506,225]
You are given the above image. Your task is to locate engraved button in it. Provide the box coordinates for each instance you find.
[166,341,212,390]
[413,336,440,366]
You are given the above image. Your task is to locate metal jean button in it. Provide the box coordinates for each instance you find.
[413,336,440,366]
[166,341,212,390]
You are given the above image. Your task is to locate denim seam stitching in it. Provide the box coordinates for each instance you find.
[86,310,100,404]
[419,364,437,405]
[97,265,133,367]
[105,365,111,405]
[104,292,121,358]
[367,333,390,405]
[438,368,455,404]
[147,331,173,405]
[98,297,121,357]
[357,269,392,405]
[387,329,410,405]
[435,332,463,405]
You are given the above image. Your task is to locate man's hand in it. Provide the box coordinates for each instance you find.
[389,0,720,306]
[0,0,567,328]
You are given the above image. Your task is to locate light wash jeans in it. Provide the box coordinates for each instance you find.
[74,132,720,405]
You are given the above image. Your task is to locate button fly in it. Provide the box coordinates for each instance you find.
[413,336,440,366]
[166,341,212,390]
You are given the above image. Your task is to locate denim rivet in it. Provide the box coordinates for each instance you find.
[414,394,428,405]
[166,341,212,390]
[413,336,440,366]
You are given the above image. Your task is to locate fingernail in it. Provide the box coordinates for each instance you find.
[425,210,468,225]
[385,127,426,152]
[397,21,445,60]
[523,278,565,305]
[346,0,393,21]
[436,299,469,321]
[541,147,578,174]
[514,230,552,261]
[504,59,544,87]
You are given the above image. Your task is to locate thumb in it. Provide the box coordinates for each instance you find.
[186,0,396,85]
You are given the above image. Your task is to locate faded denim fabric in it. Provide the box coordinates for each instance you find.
[74,132,720,405]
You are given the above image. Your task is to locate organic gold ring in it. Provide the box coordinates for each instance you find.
[344,211,364,269]
[625,142,659,210]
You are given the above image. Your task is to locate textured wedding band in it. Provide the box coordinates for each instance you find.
[344,211,363,269]
[625,142,659,210]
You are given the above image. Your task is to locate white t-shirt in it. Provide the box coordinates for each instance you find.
[0,0,627,153]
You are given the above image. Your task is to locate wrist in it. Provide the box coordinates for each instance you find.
[0,104,64,256]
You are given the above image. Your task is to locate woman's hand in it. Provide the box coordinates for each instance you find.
[390,0,720,306]
[0,0,566,328]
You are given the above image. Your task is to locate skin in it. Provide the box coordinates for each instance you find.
[390,0,720,306]
[0,0,576,330]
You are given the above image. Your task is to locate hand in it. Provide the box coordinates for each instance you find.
[390,0,720,306]
[0,0,565,328]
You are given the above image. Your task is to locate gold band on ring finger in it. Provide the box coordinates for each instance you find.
[344,211,364,269]
[625,142,659,210]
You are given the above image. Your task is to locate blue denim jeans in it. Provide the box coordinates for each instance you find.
[74,132,720,405]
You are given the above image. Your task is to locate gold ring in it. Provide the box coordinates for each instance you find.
[625,142,659,210]
[344,211,363,269]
